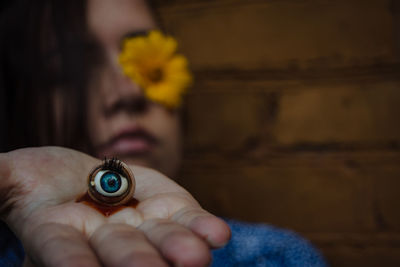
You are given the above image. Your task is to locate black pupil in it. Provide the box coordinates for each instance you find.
[108,179,116,187]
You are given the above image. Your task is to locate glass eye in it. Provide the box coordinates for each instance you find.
[87,158,135,206]
[93,170,128,197]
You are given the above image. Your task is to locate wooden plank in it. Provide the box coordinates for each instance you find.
[321,245,400,267]
[179,151,400,232]
[158,0,396,70]
[273,81,400,145]
[185,80,400,148]
[309,233,400,266]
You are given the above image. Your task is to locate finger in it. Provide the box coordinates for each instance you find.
[23,222,100,267]
[0,153,17,218]
[90,223,168,267]
[172,207,231,248]
[139,219,211,267]
[107,207,144,227]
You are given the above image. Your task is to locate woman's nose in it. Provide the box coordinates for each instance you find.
[101,53,148,116]
[111,55,143,98]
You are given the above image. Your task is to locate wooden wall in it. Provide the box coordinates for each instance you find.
[155,0,400,266]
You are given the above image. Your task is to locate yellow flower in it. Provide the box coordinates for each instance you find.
[119,30,192,108]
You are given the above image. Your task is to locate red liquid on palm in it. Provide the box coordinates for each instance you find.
[76,193,139,217]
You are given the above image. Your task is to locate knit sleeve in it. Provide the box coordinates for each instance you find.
[0,221,24,267]
[212,219,328,267]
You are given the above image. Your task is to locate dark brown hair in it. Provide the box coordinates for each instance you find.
[0,0,97,152]
[0,0,166,153]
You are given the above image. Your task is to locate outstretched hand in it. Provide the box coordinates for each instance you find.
[0,147,230,267]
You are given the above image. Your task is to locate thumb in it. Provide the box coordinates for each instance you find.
[0,153,20,221]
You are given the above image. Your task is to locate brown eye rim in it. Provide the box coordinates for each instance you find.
[87,159,135,206]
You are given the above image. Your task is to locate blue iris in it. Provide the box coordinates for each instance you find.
[100,172,121,193]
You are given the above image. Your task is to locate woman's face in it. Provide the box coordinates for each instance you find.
[85,0,182,178]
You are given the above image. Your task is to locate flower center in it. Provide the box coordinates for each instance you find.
[148,68,163,83]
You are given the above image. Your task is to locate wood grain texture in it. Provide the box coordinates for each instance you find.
[158,0,395,70]
[154,0,400,265]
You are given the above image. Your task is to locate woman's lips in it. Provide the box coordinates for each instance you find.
[95,128,158,158]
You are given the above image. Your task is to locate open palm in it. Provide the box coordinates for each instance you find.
[1,147,230,267]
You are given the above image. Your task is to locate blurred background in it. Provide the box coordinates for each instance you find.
[154,0,400,266]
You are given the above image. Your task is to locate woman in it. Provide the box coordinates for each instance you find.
[0,0,326,266]
[1,1,229,266]
[0,0,182,178]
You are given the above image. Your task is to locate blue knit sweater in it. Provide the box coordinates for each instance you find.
[212,220,327,266]
[1,220,327,266]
